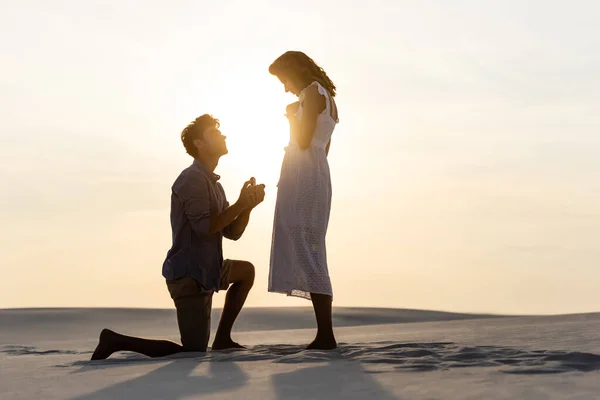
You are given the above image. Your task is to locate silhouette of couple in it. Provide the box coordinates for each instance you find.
[91,51,340,360]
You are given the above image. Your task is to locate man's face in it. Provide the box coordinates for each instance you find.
[197,126,228,157]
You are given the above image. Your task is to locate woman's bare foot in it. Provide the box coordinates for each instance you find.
[91,329,119,360]
[306,336,337,350]
[308,293,336,350]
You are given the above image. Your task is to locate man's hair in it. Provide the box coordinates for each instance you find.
[180,114,220,158]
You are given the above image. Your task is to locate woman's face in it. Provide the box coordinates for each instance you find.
[277,72,302,97]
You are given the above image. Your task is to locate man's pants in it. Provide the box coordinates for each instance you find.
[165,260,232,351]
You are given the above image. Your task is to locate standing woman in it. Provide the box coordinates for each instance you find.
[268,51,339,350]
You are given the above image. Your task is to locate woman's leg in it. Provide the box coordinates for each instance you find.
[307,293,337,350]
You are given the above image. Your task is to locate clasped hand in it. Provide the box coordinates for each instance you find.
[237,177,266,209]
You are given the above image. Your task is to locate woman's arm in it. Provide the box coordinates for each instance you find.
[286,101,300,117]
[291,85,326,150]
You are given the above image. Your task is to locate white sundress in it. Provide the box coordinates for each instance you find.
[268,81,339,300]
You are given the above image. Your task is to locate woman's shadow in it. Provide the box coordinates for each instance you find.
[69,357,248,400]
[271,361,397,400]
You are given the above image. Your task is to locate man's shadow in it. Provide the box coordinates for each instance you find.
[70,357,248,400]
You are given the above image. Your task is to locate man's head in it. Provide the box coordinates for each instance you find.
[181,114,228,160]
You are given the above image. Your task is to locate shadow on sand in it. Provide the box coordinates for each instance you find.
[69,358,247,400]
[61,341,600,399]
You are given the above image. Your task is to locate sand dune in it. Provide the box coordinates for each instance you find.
[1,308,599,399]
[0,307,502,345]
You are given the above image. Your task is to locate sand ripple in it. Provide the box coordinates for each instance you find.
[24,341,600,375]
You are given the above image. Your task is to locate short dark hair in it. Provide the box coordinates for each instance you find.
[180,114,220,158]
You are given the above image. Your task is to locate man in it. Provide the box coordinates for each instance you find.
[91,114,265,360]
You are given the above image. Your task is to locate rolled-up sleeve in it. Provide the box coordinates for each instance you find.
[174,173,211,236]
[222,200,243,241]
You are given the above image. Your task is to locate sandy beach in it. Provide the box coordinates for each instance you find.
[2,307,599,399]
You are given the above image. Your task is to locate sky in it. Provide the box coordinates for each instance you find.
[1,0,599,314]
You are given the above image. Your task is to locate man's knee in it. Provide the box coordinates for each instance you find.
[229,260,255,287]
[169,284,212,353]
[242,261,255,286]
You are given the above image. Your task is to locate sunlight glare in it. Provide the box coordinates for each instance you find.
[210,70,294,189]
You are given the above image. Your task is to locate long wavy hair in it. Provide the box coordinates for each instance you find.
[269,51,336,97]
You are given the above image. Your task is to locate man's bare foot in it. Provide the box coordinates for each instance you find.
[306,337,337,350]
[211,338,246,351]
[91,329,119,360]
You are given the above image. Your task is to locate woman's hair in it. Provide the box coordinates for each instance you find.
[269,51,336,97]
[180,114,220,158]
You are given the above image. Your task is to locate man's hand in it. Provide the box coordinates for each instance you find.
[236,178,265,210]
[236,178,256,209]
[249,184,266,209]
[224,180,265,240]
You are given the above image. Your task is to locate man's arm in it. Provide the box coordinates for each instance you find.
[209,202,247,235]
[177,174,248,237]
[223,184,265,240]
[223,209,251,241]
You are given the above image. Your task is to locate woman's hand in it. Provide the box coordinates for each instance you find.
[285,101,300,119]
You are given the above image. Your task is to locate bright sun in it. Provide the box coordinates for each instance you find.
[168,60,296,192]
[210,76,294,189]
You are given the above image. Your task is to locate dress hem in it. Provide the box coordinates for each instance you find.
[268,288,333,300]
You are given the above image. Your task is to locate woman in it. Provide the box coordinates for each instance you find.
[268,51,339,350]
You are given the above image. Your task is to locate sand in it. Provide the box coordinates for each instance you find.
[1,308,599,399]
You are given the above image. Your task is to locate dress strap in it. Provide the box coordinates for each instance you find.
[308,81,337,122]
